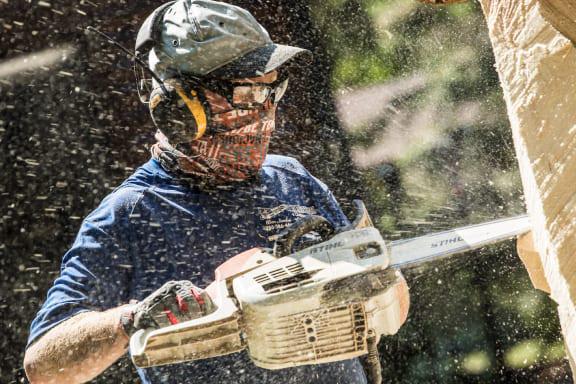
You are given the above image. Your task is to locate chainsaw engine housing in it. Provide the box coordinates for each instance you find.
[233,227,409,369]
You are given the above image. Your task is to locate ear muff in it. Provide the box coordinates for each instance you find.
[149,78,210,144]
[136,2,210,144]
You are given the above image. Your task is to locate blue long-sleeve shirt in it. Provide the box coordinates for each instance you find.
[27,155,367,384]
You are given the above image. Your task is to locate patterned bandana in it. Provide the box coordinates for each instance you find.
[151,89,276,183]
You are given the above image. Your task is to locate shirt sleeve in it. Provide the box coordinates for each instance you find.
[27,187,142,347]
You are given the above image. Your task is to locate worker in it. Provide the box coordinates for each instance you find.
[23,1,367,383]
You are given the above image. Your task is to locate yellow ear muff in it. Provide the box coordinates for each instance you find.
[171,82,207,140]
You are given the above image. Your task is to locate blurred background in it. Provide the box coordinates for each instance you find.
[0,0,572,382]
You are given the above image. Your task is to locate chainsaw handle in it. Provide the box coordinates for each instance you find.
[273,215,335,258]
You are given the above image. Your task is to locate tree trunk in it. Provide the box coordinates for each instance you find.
[478,0,576,374]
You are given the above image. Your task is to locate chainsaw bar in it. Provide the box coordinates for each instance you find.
[388,215,531,269]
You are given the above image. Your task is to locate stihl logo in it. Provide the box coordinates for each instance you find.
[431,236,463,248]
[310,241,345,254]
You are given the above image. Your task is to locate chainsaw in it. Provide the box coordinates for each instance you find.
[129,201,530,383]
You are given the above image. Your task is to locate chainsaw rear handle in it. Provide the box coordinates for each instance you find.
[273,215,335,258]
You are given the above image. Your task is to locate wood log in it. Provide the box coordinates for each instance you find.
[479,0,576,374]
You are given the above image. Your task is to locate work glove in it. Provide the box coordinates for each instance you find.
[120,280,216,337]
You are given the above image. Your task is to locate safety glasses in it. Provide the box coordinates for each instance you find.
[198,74,289,109]
[135,67,289,109]
[229,78,289,109]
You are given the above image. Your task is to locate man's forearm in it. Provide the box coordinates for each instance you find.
[24,306,130,384]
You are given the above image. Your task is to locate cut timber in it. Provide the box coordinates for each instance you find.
[479,0,576,374]
[517,231,551,294]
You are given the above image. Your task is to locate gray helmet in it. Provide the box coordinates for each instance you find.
[136,0,312,80]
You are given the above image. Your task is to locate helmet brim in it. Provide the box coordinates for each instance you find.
[207,43,313,79]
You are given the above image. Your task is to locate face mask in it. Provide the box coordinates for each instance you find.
[151,88,277,183]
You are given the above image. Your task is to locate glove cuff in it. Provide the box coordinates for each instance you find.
[119,305,137,337]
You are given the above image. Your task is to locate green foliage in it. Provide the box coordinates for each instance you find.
[333,52,392,89]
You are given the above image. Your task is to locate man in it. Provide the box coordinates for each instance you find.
[23,1,368,383]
